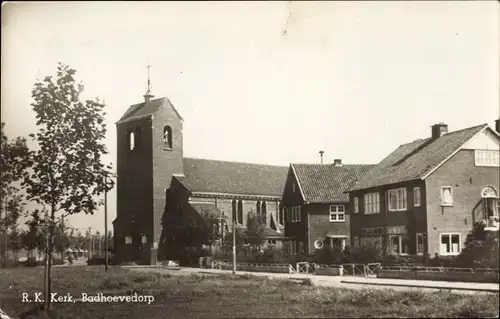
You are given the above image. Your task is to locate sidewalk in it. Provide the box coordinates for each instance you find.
[129,266,499,294]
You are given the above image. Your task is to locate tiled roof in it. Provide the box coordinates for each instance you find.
[116,97,183,124]
[292,163,375,203]
[348,124,488,192]
[176,158,289,197]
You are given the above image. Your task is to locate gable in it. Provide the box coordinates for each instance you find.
[462,127,500,151]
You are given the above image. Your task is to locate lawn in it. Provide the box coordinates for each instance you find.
[0,266,498,318]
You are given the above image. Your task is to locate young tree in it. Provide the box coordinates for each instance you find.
[0,123,30,266]
[23,63,114,309]
[245,212,266,251]
[21,209,46,260]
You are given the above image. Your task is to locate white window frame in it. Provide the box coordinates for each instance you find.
[475,150,500,167]
[298,206,301,222]
[413,187,421,207]
[329,205,345,222]
[353,197,359,214]
[441,186,453,206]
[388,188,407,212]
[440,233,461,256]
[416,233,425,255]
[388,235,409,255]
[125,236,132,244]
[364,192,380,214]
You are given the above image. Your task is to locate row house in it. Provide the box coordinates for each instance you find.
[347,120,500,258]
[282,159,374,255]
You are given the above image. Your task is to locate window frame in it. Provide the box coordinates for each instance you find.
[125,236,132,244]
[475,150,500,167]
[388,188,407,212]
[388,235,409,255]
[439,233,461,256]
[353,197,359,214]
[364,192,380,214]
[441,186,453,206]
[416,233,425,255]
[413,187,421,207]
[329,204,346,222]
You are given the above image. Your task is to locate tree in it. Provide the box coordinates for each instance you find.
[0,123,31,266]
[245,212,266,251]
[53,223,72,259]
[22,63,114,309]
[21,209,47,260]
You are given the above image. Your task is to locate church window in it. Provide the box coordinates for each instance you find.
[232,200,237,223]
[129,131,135,151]
[261,201,267,226]
[163,125,173,149]
[237,200,243,224]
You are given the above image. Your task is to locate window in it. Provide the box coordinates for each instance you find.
[389,235,409,255]
[129,131,135,151]
[441,187,453,206]
[329,205,345,222]
[353,197,359,214]
[261,201,267,226]
[364,193,380,214]
[163,125,173,149]
[141,234,147,244]
[237,200,243,224]
[388,188,407,211]
[297,206,301,222]
[440,233,461,255]
[292,182,296,193]
[125,236,132,244]
[232,200,237,223]
[475,150,500,167]
[268,239,276,246]
[413,187,421,207]
[278,203,284,225]
[416,233,425,255]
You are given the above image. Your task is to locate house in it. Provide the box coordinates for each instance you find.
[282,158,374,255]
[113,88,288,265]
[347,120,500,258]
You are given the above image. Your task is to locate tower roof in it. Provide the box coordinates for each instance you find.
[116,97,183,125]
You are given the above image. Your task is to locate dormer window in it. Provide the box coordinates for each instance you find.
[129,131,135,151]
[163,125,173,150]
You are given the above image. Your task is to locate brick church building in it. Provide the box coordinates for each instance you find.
[113,88,288,265]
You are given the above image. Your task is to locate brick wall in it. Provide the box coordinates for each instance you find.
[425,149,500,256]
[307,203,350,255]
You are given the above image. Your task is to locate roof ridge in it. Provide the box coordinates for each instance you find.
[184,157,288,168]
[395,123,487,148]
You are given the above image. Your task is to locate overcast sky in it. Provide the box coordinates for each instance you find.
[2,1,499,234]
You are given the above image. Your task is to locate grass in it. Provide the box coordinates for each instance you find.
[0,266,498,318]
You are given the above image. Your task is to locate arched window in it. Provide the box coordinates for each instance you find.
[129,131,135,151]
[278,201,284,225]
[232,200,237,223]
[261,201,267,226]
[237,200,243,225]
[163,125,173,149]
[481,186,499,226]
[256,201,261,219]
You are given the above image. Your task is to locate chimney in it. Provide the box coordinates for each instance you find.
[333,159,342,167]
[319,151,324,164]
[431,123,448,139]
[495,118,500,134]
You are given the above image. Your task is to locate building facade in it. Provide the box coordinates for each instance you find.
[347,121,500,258]
[282,160,374,255]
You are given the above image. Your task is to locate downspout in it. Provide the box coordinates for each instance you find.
[307,208,311,255]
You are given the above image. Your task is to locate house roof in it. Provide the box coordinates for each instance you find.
[347,123,489,192]
[291,163,375,203]
[175,158,289,197]
[116,97,183,124]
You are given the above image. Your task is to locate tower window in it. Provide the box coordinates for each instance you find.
[164,125,173,150]
[129,131,135,151]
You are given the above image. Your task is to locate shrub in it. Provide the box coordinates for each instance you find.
[455,223,499,269]
[313,246,344,265]
[348,245,384,264]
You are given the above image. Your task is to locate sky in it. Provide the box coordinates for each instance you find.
[1,1,499,235]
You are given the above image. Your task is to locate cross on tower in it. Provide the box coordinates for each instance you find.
[143,63,154,102]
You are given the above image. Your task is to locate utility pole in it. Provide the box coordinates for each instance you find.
[87,227,92,261]
[104,172,109,272]
[232,218,236,275]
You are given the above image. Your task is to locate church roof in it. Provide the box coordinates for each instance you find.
[175,158,289,197]
[116,97,183,124]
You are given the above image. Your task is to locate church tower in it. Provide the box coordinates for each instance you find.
[114,65,184,265]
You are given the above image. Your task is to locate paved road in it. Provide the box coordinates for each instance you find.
[127,266,499,295]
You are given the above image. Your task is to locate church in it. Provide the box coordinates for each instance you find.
[112,86,288,265]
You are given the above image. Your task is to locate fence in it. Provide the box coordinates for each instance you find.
[378,265,500,283]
